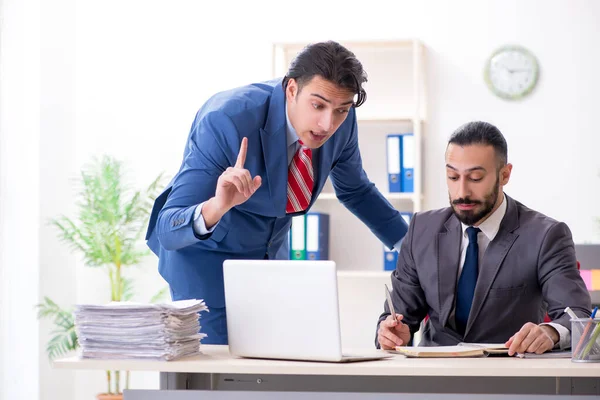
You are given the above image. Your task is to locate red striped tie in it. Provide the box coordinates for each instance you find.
[286,141,313,213]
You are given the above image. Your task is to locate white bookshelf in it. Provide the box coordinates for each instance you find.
[317,192,418,201]
[273,40,427,272]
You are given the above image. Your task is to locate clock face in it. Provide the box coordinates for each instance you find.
[484,46,539,100]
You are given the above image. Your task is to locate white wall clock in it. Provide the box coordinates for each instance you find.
[484,45,539,100]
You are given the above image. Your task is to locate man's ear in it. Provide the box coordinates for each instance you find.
[500,163,513,186]
[286,78,297,101]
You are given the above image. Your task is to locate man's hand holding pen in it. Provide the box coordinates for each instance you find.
[379,285,411,350]
[378,314,411,350]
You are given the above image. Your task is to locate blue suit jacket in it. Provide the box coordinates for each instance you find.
[146,79,408,309]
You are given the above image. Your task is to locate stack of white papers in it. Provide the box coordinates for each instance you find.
[74,299,208,361]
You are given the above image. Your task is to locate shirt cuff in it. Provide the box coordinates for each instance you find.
[193,202,219,235]
[542,322,570,350]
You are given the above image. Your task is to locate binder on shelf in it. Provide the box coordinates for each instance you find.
[580,269,592,291]
[592,270,600,290]
[384,213,413,270]
[386,133,415,193]
[384,245,398,271]
[306,212,330,260]
[386,135,402,193]
[401,133,415,193]
[289,215,306,260]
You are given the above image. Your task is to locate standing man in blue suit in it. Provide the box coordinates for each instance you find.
[146,41,409,344]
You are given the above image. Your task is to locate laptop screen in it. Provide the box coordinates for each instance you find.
[223,260,344,361]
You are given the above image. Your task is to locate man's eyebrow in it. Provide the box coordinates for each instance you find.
[445,164,486,173]
[311,93,354,106]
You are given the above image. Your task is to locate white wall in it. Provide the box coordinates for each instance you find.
[38,0,79,397]
[0,0,41,399]
[420,1,600,241]
[1,0,599,399]
[69,0,600,243]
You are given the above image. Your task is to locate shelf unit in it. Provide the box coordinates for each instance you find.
[316,192,419,201]
[273,40,426,272]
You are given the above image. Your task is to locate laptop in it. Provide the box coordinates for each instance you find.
[222,259,390,363]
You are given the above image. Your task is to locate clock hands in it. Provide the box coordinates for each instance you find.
[506,68,529,74]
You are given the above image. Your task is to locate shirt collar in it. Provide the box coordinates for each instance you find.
[285,106,299,148]
[461,193,507,242]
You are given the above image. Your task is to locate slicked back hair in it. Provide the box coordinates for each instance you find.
[448,121,508,168]
[282,41,368,108]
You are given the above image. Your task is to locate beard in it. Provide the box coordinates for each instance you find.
[450,178,500,226]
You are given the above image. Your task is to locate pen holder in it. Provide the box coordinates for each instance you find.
[571,318,600,362]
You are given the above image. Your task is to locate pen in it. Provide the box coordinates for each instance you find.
[574,306,598,360]
[565,307,585,350]
[384,284,397,321]
[580,322,600,360]
[564,307,578,320]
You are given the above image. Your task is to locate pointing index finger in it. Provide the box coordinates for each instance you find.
[235,137,248,168]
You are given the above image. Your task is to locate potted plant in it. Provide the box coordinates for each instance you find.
[37,155,166,399]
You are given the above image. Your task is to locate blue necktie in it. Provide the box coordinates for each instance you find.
[455,226,481,335]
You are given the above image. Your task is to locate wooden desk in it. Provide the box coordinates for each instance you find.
[54,345,600,397]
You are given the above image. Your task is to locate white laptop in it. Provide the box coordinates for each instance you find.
[223,259,390,363]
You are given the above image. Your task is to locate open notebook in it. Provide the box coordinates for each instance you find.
[393,343,509,358]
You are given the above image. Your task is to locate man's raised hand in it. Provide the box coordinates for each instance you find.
[215,137,262,210]
[202,137,262,228]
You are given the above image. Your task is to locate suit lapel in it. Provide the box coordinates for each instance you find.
[438,215,462,328]
[465,195,520,336]
[260,84,288,215]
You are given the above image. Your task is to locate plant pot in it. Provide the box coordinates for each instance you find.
[96,394,122,400]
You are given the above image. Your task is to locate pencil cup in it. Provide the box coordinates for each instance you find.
[571,318,600,362]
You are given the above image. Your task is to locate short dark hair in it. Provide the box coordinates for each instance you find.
[448,121,508,166]
[282,41,368,108]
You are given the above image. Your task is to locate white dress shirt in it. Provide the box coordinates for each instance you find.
[452,195,568,349]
